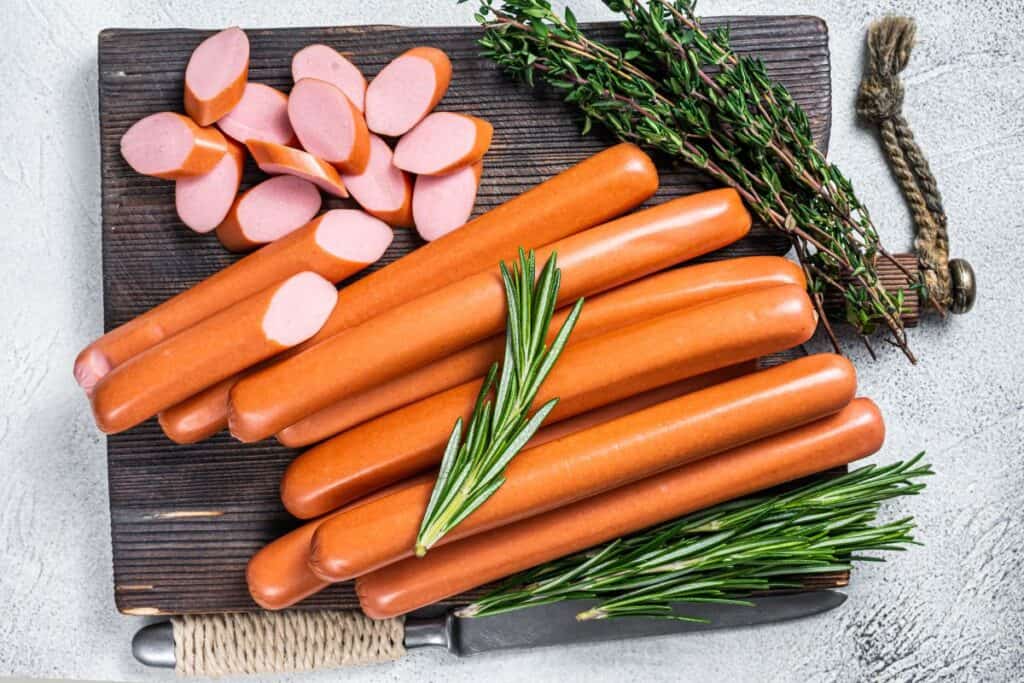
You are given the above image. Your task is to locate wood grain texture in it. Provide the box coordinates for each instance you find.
[100,17,833,614]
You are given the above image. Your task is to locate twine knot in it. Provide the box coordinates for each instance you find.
[856,75,904,123]
[856,16,914,123]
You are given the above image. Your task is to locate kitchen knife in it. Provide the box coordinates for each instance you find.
[133,590,845,670]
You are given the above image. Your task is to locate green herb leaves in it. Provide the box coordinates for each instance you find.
[473,0,920,361]
[415,250,584,556]
[460,455,932,620]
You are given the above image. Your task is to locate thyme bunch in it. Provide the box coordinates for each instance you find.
[416,250,584,555]
[467,0,923,361]
[461,455,932,620]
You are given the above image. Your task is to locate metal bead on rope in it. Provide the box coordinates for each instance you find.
[856,16,976,315]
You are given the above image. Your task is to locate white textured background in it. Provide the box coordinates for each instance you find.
[2,0,1022,680]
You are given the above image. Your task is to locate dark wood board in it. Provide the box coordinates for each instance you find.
[99,17,832,615]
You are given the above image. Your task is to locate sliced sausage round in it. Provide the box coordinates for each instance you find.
[120,112,228,180]
[174,140,246,233]
[412,161,482,241]
[393,112,492,176]
[291,44,367,112]
[217,83,295,146]
[288,78,370,174]
[365,47,451,137]
[216,176,322,252]
[184,27,250,126]
[245,140,348,198]
[341,134,413,228]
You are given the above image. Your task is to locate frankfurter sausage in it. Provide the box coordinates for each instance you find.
[74,210,392,393]
[356,398,885,618]
[217,83,295,146]
[288,78,370,174]
[393,112,492,176]
[229,189,751,442]
[120,112,228,180]
[152,144,658,432]
[412,162,483,242]
[292,44,367,112]
[249,369,749,611]
[307,354,857,582]
[174,139,245,233]
[278,256,804,447]
[365,47,451,136]
[184,27,249,126]
[91,272,338,434]
[340,134,414,228]
[216,176,322,252]
[158,375,233,444]
[247,475,431,610]
[246,140,349,198]
[281,284,813,518]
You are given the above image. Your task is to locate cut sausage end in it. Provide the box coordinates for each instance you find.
[74,346,111,394]
[365,47,452,136]
[121,112,225,179]
[341,135,414,228]
[292,44,367,112]
[413,162,482,241]
[247,140,349,198]
[185,27,250,125]
[288,78,369,172]
[314,209,394,264]
[217,83,295,146]
[393,112,492,175]
[262,272,338,347]
[225,175,322,248]
[175,141,245,233]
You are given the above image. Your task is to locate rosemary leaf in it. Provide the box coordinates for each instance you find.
[415,251,584,556]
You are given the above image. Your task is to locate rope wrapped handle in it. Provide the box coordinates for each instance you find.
[856,16,975,315]
[170,611,405,676]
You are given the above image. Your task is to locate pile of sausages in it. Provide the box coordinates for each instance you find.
[119,27,491,249]
[82,58,889,619]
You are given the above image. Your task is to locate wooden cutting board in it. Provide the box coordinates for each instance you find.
[98,16,832,615]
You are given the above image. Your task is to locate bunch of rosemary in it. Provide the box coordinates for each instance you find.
[467,0,922,361]
[415,250,584,555]
[461,455,932,620]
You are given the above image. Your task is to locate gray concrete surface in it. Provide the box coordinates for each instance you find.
[1,0,1022,680]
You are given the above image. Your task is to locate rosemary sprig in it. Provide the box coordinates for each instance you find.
[460,454,932,620]
[466,0,924,361]
[415,250,584,556]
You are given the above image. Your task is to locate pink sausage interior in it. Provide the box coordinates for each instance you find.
[341,135,407,212]
[237,176,322,243]
[314,209,394,263]
[393,112,478,175]
[288,78,360,163]
[413,164,481,242]
[185,28,249,100]
[365,55,438,136]
[175,150,243,232]
[256,160,347,198]
[292,44,366,112]
[74,347,112,394]
[217,83,294,145]
[120,113,193,176]
[262,272,338,346]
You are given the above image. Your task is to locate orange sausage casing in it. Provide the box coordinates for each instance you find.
[278,256,805,447]
[356,398,885,618]
[281,284,813,519]
[156,144,659,440]
[91,272,337,434]
[248,368,754,611]
[307,353,858,582]
[74,211,390,395]
[229,188,751,442]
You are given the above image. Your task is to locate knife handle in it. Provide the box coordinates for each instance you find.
[134,611,407,676]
